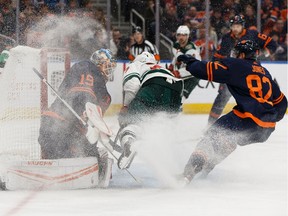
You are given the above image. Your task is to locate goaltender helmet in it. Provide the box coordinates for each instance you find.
[90,48,116,81]
[133,51,157,64]
[176,25,190,35]
[233,40,259,60]
[230,15,245,26]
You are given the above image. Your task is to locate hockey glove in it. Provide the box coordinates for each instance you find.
[172,70,180,78]
[177,54,199,65]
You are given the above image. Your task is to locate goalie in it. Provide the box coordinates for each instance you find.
[38,49,116,187]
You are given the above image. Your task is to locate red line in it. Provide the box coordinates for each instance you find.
[3,186,45,216]
[3,164,99,216]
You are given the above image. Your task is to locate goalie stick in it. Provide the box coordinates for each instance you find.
[33,67,141,184]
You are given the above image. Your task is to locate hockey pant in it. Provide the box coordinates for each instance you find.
[184,111,275,179]
[119,81,183,127]
[208,83,232,125]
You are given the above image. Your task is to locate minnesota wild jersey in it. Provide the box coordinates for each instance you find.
[122,61,184,115]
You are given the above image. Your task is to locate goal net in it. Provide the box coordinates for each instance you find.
[0,46,70,160]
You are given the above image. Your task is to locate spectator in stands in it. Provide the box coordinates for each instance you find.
[65,0,82,17]
[269,19,286,44]
[116,33,134,60]
[176,0,190,23]
[0,12,4,33]
[243,4,257,30]
[110,28,122,56]
[190,0,205,11]
[93,6,107,29]
[275,33,287,61]
[183,6,205,41]
[221,0,241,23]
[194,26,217,61]
[210,8,228,39]
[128,26,160,62]
[183,6,204,24]
[0,1,16,38]
[20,3,42,46]
[270,32,286,61]
[160,4,180,41]
[44,0,60,10]
[144,0,162,44]
[261,0,279,35]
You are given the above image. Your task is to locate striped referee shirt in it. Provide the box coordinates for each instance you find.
[129,39,160,61]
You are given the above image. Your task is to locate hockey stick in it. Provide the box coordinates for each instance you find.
[33,68,141,184]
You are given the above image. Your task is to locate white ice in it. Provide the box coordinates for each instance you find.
[0,114,287,216]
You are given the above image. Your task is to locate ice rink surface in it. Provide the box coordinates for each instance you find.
[0,114,287,216]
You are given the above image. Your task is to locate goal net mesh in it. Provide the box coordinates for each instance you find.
[0,46,70,160]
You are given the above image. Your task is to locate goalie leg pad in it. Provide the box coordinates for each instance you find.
[2,157,103,190]
[98,148,113,188]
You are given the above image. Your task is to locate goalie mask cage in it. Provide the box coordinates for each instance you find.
[0,46,70,160]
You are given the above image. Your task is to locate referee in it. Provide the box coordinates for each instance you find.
[128,26,160,62]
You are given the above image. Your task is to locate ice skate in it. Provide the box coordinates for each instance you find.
[117,138,137,170]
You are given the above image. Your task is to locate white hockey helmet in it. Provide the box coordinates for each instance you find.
[176,25,190,35]
[133,51,157,64]
[90,48,116,81]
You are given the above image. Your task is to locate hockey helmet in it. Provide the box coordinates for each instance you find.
[233,40,259,60]
[133,51,157,64]
[230,15,245,26]
[176,25,190,35]
[90,48,116,81]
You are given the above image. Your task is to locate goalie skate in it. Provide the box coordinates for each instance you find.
[117,138,137,170]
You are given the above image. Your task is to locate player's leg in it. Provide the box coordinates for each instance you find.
[208,84,231,125]
[117,124,140,169]
[182,112,239,183]
[182,112,276,184]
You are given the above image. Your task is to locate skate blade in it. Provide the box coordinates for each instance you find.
[117,152,137,170]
